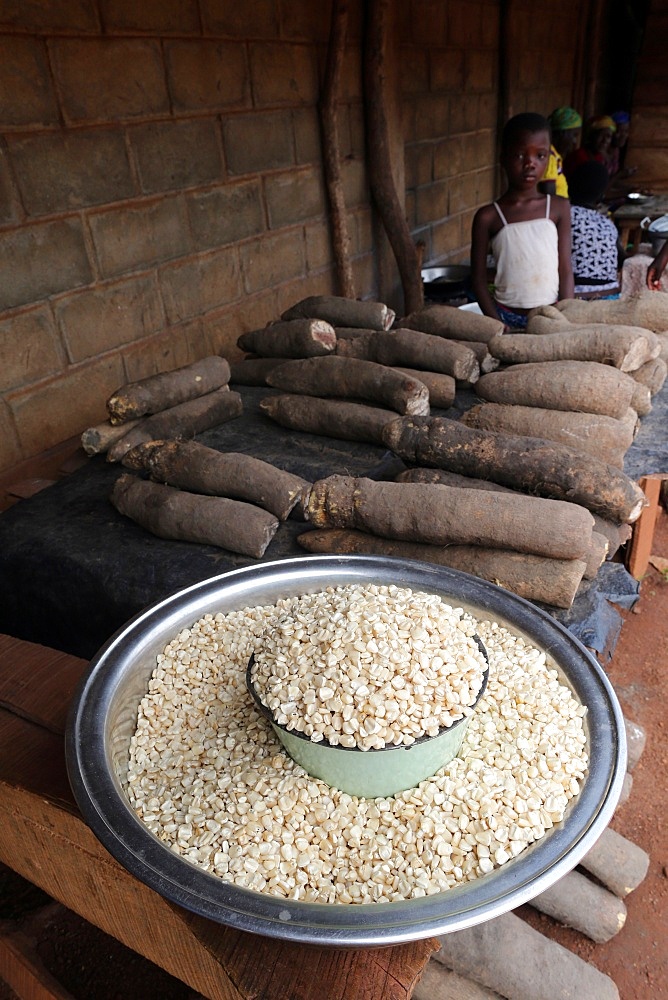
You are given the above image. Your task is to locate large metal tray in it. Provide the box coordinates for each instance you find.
[66,555,626,947]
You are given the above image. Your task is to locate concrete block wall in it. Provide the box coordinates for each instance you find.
[626,0,668,191]
[401,0,583,269]
[0,0,375,474]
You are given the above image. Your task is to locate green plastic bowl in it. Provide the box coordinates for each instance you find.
[246,640,489,799]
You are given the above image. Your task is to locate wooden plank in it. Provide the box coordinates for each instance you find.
[626,476,666,580]
[0,925,77,1000]
[0,635,88,735]
[0,772,437,1000]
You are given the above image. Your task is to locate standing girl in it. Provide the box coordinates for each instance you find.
[471,113,573,329]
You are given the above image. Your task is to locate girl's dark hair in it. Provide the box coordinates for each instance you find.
[568,160,609,206]
[502,113,551,151]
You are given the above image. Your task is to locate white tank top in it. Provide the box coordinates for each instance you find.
[491,197,560,309]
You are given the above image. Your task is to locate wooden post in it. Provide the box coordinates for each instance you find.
[625,474,667,579]
[319,0,356,299]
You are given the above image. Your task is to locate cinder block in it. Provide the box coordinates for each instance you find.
[0,305,65,392]
[346,103,366,157]
[352,207,374,256]
[429,48,465,92]
[431,216,464,259]
[223,111,295,175]
[249,43,318,107]
[274,272,334,316]
[433,137,463,179]
[292,107,322,165]
[465,50,496,93]
[199,0,278,38]
[165,40,250,113]
[339,157,368,211]
[631,109,668,145]
[402,99,417,145]
[0,0,100,32]
[0,36,59,127]
[416,94,450,142]
[0,219,92,311]
[264,166,326,228]
[411,2,448,47]
[51,39,169,123]
[129,119,223,195]
[450,94,480,135]
[8,128,135,216]
[0,398,22,473]
[7,354,126,456]
[352,253,378,299]
[405,189,417,229]
[98,0,200,34]
[405,143,434,190]
[239,230,306,295]
[448,173,480,214]
[88,195,190,279]
[207,289,280,359]
[477,92,497,130]
[159,246,242,324]
[279,4,330,42]
[0,146,21,224]
[448,2,482,47]
[398,48,430,95]
[55,274,164,362]
[458,132,490,173]
[120,321,214,384]
[476,166,495,203]
[416,180,449,226]
[304,223,333,273]
[187,180,265,252]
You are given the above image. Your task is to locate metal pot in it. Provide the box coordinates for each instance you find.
[422,265,471,301]
[66,555,626,948]
[641,215,668,254]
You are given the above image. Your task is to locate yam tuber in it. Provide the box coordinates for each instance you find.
[237,319,336,358]
[630,380,652,416]
[229,358,290,385]
[488,327,657,371]
[525,305,571,331]
[629,357,667,395]
[555,290,668,333]
[107,356,231,424]
[106,388,243,463]
[266,356,430,416]
[584,531,609,580]
[81,419,141,456]
[382,415,647,523]
[400,304,504,343]
[396,467,519,492]
[110,474,279,558]
[462,402,633,468]
[335,328,480,381]
[591,513,632,560]
[474,361,636,419]
[302,475,594,559]
[260,393,397,445]
[281,295,395,331]
[392,368,456,409]
[121,440,309,521]
[297,528,587,609]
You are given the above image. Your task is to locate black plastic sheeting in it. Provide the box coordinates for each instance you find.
[0,378,664,662]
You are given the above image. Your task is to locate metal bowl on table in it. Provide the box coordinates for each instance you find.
[422,265,472,301]
[66,556,626,948]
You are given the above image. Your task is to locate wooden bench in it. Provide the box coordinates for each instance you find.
[0,633,437,1000]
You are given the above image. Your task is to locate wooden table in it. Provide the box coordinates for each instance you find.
[0,633,438,1000]
[612,194,668,253]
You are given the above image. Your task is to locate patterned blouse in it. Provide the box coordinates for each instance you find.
[570,205,620,294]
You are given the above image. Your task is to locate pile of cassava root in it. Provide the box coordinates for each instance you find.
[127,594,588,904]
[84,359,311,558]
[239,292,666,608]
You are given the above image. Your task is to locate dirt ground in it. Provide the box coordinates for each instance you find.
[1,512,666,1000]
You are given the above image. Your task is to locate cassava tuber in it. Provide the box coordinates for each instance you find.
[107,356,231,424]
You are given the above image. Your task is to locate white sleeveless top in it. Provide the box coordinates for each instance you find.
[491,196,559,309]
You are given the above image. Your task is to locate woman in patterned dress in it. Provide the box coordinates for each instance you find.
[568,161,624,299]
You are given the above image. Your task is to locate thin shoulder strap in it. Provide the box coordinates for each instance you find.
[545,194,551,217]
[493,202,508,226]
